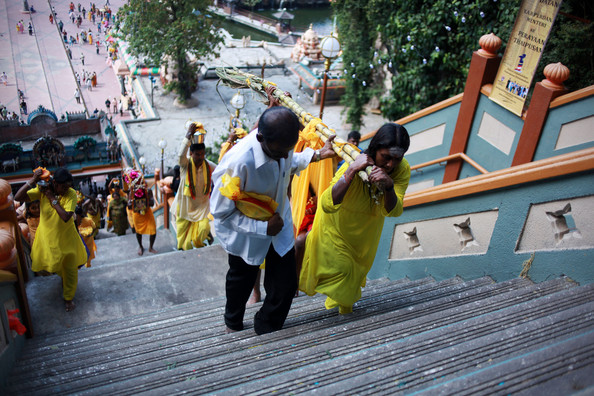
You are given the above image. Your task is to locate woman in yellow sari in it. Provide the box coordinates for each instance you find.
[14,168,88,312]
[299,123,411,314]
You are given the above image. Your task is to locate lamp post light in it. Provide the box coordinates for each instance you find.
[319,33,341,120]
[158,138,167,175]
[138,156,146,174]
[149,75,157,107]
[230,90,245,119]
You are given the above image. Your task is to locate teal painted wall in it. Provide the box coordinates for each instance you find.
[369,171,594,285]
[462,94,525,176]
[361,102,461,189]
[362,89,593,285]
[404,103,460,188]
[534,95,594,160]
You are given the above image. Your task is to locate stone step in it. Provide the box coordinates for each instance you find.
[411,329,594,395]
[18,275,398,354]
[91,228,177,267]
[12,277,419,369]
[24,243,229,337]
[7,276,579,395]
[8,276,449,392]
[199,282,594,395]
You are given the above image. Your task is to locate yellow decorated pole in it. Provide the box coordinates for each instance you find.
[216,67,372,183]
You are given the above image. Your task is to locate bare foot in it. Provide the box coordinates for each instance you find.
[247,291,261,306]
[138,247,144,256]
[65,300,75,312]
[225,326,239,334]
[149,247,157,254]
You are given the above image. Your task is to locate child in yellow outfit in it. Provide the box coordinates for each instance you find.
[75,206,97,267]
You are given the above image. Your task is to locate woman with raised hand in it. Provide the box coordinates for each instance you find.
[15,168,88,312]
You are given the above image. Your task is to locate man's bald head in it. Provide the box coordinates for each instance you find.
[258,107,300,146]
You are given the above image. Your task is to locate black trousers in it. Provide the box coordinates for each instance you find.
[225,246,297,335]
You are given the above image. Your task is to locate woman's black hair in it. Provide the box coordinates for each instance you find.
[366,123,410,161]
[53,167,73,184]
[190,143,205,153]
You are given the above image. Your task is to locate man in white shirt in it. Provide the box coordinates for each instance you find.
[210,105,336,335]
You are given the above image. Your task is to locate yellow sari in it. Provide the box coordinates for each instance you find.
[299,159,410,313]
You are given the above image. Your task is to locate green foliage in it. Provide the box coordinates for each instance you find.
[332,0,376,129]
[74,136,97,152]
[335,0,594,124]
[241,0,260,12]
[116,0,224,101]
[334,0,518,123]
[0,143,23,155]
[537,0,594,92]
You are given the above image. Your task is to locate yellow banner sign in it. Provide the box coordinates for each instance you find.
[490,0,562,116]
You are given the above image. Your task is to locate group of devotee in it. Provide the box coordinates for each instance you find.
[12,86,410,334]
[15,168,91,312]
[12,163,164,312]
[208,87,411,334]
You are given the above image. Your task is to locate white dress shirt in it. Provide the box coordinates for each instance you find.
[210,130,314,265]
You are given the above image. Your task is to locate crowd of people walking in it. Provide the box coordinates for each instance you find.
[11,84,411,336]
[1,1,128,126]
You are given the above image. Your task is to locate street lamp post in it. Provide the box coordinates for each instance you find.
[138,156,146,174]
[319,33,341,120]
[230,90,245,119]
[229,90,245,131]
[158,139,167,175]
[149,75,156,107]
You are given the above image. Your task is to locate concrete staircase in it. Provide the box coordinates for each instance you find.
[6,267,594,394]
[20,225,228,336]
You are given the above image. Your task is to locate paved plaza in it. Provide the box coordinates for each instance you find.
[0,0,132,123]
[1,0,388,174]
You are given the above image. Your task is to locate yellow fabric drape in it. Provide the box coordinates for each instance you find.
[79,217,97,267]
[176,217,210,250]
[218,127,248,163]
[218,173,279,221]
[299,159,411,312]
[28,187,87,301]
[132,208,156,235]
[184,158,210,198]
[218,142,233,163]
[290,118,335,233]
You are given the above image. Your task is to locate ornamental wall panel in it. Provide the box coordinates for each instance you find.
[477,112,516,155]
[555,115,594,151]
[407,124,445,155]
[389,210,499,260]
[516,195,594,252]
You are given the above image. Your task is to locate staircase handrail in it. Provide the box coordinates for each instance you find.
[403,147,594,207]
[410,152,488,175]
